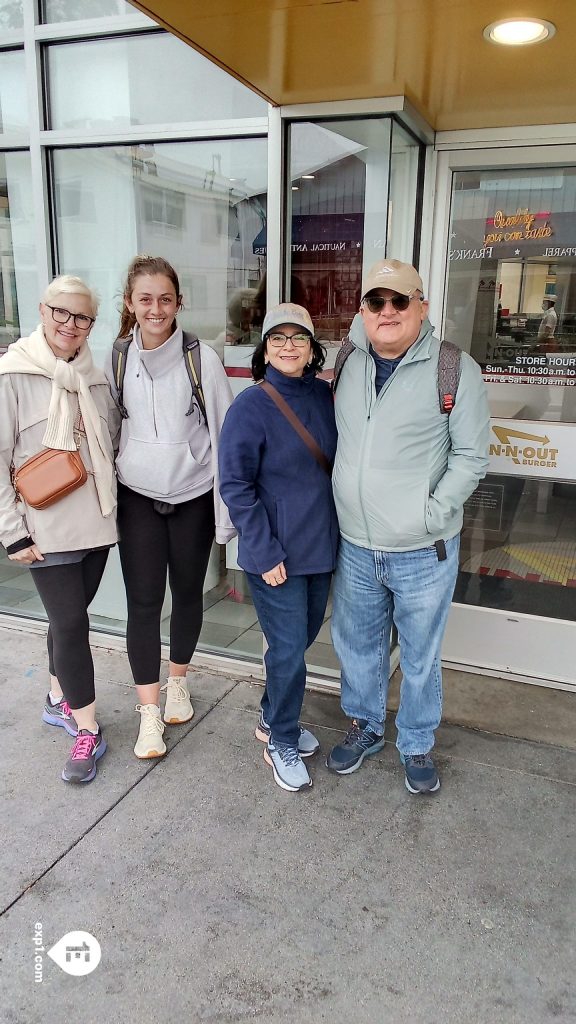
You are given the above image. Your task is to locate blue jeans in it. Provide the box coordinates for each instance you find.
[247,572,332,746]
[331,536,459,756]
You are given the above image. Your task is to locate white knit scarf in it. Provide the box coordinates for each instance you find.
[0,326,116,516]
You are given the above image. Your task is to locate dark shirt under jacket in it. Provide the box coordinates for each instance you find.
[369,345,404,395]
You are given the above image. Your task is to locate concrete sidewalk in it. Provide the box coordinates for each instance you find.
[0,623,575,1024]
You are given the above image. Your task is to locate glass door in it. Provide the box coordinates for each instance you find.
[437,153,576,688]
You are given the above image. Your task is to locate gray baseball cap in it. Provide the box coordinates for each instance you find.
[262,302,315,339]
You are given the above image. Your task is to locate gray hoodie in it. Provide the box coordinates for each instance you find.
[105,326,236,544]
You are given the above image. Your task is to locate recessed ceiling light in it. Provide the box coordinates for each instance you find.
[292,185,299,191]
[484,18,555,46]
[302,174,315,180]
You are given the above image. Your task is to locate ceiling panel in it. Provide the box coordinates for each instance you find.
[131,0,576,130]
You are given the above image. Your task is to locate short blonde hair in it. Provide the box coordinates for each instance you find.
[42,275,100,318]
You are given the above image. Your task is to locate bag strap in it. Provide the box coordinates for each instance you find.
[112,332,207,424]
[258,380,332,476]
[182,332,207,425]
[331,336,354,394]
[438,339,462,414]
[111,336,132,418]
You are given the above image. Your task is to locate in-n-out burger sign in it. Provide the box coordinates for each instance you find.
[483,208,553,247]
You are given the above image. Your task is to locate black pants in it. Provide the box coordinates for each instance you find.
[117,484,215,684]
[31,548,109,710]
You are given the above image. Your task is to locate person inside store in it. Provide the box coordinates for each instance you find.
[0,275,119,784]
[535,294,558,353]
[218,302,338,793]
[327,259,490,795]
[106,255,235,761]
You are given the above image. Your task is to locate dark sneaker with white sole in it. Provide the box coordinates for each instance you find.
[264,740,312,792]
[401,753,440,794]
[255,711,319,757]
[42,694,78,737]
[62,729,106,784]
[326,719,385,774]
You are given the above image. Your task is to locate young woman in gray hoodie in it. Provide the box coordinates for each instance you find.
[107,256,235,759]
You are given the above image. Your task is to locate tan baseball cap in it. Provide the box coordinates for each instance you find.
[262,302,315,338]
[361,259,424,298]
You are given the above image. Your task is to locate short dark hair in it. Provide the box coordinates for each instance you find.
[251,331,327,380]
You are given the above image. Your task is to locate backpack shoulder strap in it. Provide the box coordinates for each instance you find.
[438,340,462,415]
[182,332,207,424]
[332,336,355,394]
[111,336,132,418]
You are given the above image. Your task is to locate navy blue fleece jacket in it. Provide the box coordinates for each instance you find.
[218,365,338,576]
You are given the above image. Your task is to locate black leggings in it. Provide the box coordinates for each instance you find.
[31,548,109,710]
[117,484,215,684]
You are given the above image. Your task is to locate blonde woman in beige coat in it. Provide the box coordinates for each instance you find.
[0,276,119,784]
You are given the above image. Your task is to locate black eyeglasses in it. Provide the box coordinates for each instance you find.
[45,305,95,330]
[363,294,420,314]
[267,332,311,348]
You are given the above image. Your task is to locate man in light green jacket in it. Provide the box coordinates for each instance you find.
[327,259,490,794]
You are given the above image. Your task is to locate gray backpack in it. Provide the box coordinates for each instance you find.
[332,337,462,414]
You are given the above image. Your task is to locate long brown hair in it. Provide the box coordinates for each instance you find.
[118,255,181,339]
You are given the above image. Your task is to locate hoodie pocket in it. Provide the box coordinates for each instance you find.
[363,472,430,545]
[116,438,212,498]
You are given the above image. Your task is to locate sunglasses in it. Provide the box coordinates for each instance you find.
[363,294,420,314]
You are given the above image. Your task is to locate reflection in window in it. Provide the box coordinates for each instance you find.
[42,0,133,22]
[0,0,23,29]
[0,49,27,135]
[51,140,267,365]
[47,33,268,131]
[389,121,421,266]
[287,118,421,352]
[0,151,36,346]
[445,165,576,624]
[140,184,185,233]
[51,139,268,659]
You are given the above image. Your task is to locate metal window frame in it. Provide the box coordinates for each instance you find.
[268,99,430,310]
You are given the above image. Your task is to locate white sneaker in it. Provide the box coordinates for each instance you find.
[161,676,194,725]
[134,704,166,759]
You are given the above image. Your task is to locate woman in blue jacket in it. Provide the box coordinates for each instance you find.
[219,303,338,793]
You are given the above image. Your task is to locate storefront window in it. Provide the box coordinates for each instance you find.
[43,0,132,20]
[0,49,27,136]
[0,151,36,346]
[47,139,267,656]
[283,116,422,676]
[46,33,268,131]
[0,0,23,29]
[286,118,390,346]
[389,121,421,264]
[286,117,421,347]
[445,166,576,622]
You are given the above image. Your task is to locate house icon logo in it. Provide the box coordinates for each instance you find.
[47,931,101,976]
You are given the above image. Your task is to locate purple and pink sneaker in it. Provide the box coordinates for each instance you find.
[42,694,78,737]
[62,729,107,784]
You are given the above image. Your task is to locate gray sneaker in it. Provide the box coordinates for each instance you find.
[255,711,319,758]
[400,752,440,794]
[42,694,78,737]
[263,740,312,792]
[62,729,107,784]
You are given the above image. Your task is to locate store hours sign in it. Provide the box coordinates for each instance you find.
[484,354,576,386]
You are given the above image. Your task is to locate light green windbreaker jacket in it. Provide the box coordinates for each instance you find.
[333,315,490,552]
